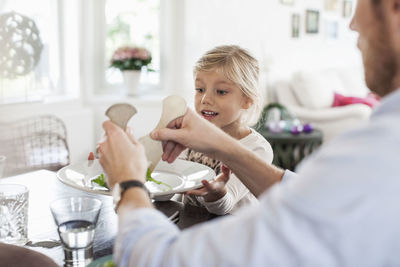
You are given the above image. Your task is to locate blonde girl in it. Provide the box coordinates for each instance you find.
[185,45,273,215]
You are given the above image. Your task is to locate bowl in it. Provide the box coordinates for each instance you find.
[145,172,184,201]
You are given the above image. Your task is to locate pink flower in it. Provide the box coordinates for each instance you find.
[111,46,151,61]
[110,46,152,71]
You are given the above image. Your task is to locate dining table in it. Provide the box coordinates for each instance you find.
[1,169,220,266]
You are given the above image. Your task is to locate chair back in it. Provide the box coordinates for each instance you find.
[0,115,70,176]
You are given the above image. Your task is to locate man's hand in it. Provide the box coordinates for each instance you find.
[151,108,228,163]
[186,165,230,202]
[98,121,148,189]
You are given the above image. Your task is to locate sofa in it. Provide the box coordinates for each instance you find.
[267,68,374,143]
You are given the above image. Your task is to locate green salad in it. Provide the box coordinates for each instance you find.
[103,260,115,267]
[145,168,173,190]
[92,168,172,190]
[92,173,107,188]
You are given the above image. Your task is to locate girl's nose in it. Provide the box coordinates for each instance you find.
[201,91,214,105]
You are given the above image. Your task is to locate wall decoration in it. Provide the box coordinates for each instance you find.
[324,0,340,11]
[292,14,300,38]
[305,10,319,34]
[324,20,339,39]
[0,11,43,79]
[280,0,294,5]
[343,1,353,18]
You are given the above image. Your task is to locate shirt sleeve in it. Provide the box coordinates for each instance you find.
[196,138,274,215]
[199,168,298,215]
[115,125,400,267]
[197,173,251,215]
[114,177,338,267]
[281,169,297,182]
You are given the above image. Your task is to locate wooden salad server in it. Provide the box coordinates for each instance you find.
[105,103,137,130]
[139,95,187,172]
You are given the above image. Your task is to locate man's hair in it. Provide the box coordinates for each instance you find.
[371,0,383,18]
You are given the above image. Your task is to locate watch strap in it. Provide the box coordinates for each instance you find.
[114,180,151,212]
[119,180,150,198]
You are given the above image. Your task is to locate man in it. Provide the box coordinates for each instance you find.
[98,0,400,266]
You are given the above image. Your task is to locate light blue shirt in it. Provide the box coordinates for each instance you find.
[115,90,400,267]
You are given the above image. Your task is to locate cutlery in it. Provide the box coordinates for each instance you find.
[171,217,179,224]
[105,103,137,130]
[25,239,61,248]
[92,103,137,160]
[168,210,180,224]
[138,95,187,172]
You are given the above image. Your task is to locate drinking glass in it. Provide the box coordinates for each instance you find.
[0,155,6,178]
[0,184,29,245]
[50,197,102,267]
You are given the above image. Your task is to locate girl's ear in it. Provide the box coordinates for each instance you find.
[242,96,253,110]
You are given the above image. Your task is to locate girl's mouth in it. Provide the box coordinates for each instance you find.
[201,110,218,120]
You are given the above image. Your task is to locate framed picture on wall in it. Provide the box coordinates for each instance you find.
[343,1,353,17]
[280,0,294,5]
[292,14,300,38]
[324,0,340,11]
[306,10,319,34]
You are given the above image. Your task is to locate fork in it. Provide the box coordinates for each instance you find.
[168,210,180,224]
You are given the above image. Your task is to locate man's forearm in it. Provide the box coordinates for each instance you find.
[214,136,284,197]
[117,187,154,215]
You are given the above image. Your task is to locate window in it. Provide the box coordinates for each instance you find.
[103,0,160,91]
[0,0,62,104]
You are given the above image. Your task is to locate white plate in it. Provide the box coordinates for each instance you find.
[57,159,216,199]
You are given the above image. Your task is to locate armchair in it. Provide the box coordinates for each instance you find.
[268,68,373,143]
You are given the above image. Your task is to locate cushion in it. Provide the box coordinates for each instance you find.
[291,71,341,109]
[332,92,380,108]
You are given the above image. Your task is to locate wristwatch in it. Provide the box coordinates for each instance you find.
[112,180,150,211]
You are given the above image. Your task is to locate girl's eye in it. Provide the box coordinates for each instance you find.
[217,89,228,95]
[195,88,205,93]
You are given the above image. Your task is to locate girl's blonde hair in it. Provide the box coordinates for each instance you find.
[193,45,262,126]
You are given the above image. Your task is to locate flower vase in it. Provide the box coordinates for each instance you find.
[122,70,141,96]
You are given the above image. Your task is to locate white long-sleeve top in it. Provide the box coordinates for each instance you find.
[196,129,273,215]
[114,89,400,267]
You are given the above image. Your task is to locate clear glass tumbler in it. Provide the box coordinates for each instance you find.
[0,184,29,245]
[50,197,102,267]
[0,155,6,179]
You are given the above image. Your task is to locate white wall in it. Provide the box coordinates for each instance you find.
[180,0,361,101]
[0,0,362,168]
[90,0,362,157]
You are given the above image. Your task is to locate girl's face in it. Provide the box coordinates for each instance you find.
[194,70,251,136]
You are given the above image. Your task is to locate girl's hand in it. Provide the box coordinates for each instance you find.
[98,121,148,189]
[186,165,231,202]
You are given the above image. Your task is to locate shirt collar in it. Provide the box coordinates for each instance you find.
[371,89,400,118]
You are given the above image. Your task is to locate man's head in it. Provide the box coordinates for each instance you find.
[350,0,400,97]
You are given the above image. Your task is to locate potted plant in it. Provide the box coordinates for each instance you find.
[110,46,152,96]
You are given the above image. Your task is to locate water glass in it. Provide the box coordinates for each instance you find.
[0,155,6,178]
[0,184,29,245]
[50,197,102,267]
